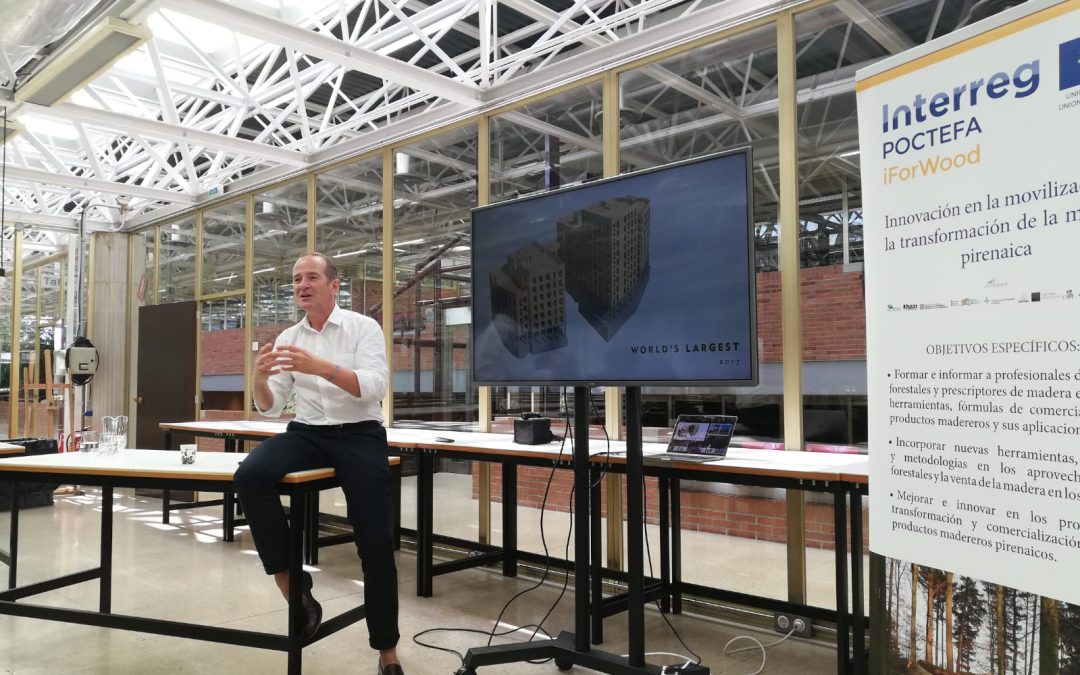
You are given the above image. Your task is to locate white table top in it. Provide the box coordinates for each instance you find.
[0,449,334,483]
[0,441,24,455]
[161,420,286,436]
[386,428,869,483]
[158,421,869,484]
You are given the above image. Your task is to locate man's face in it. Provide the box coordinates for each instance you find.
[292,255,339,316]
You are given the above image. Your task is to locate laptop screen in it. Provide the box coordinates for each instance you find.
[666,415,738,457]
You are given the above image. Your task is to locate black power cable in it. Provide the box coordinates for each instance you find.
[587,389,613,488]
[411,390,574,669]
[484,389,573,663]
[411,390,701,670]
[642,480,702,666]
[587,388,700,667]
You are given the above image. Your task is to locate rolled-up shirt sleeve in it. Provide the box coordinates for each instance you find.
[351,318,388,401]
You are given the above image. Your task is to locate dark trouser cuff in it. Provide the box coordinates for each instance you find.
[370,635,400,651]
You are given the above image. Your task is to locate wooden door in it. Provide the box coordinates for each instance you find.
[135,301,197,450]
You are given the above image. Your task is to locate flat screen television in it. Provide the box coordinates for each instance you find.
[470,148,757,387]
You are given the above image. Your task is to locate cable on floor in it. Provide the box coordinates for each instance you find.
[722,626,797,675]
[411,400,573,668]
[411,624,553,666]
[480,389,574,664]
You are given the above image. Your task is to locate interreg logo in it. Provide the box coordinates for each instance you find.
[879,59,1039,158]
[1061,37,1080,90]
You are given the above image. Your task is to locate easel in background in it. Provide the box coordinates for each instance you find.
[22,351,81,496]
[23,350,70,438]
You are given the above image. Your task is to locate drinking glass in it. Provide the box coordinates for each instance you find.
[80,431,101,454]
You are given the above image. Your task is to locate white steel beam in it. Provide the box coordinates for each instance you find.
[19,101,309,167]
[147,40,199,192]
[286,49,315,153]
[5,165,196,204]
[161,0,481,105]
[485,0,818,106]
[0,209,79,231]
[308,101,473,166]
[835,0,915,55]
[9,144,50,211]
[495,0,689,82]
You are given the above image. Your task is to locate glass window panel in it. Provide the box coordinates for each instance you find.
[253,181,309,327]
[135,230,155,305]
[620,26,787,439]
[392,125,477,425]
[200,297,246,427]
[251,180,309,419]
[488,83,610,417]
[159,217,196,303]
[490,81,604,204]
[17,273,36,436]
[201,199,248,296]
[16,269,61,439]
[315,156,384,315]
[485,86,610,552]
[390,127,478,541]
[793,1,870,616]
[795,0,869,462]
[0,272,10,438]
[793,0,1002,616]
[39,262,64,356]
[619,23,788,600]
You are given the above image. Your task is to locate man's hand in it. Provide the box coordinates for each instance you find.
[253,343,279,383]
[268,344,332,378]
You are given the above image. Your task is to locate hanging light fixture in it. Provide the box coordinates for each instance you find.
[14,17,150,107]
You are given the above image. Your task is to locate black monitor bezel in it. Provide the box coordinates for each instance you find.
[469,147,758,387]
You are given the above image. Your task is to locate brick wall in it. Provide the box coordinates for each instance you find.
[201,324,293,376]
[756,265,866,362]
[471,462,869,553]
[202,267,865,374]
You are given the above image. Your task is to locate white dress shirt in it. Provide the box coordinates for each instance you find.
[256,305,387,425]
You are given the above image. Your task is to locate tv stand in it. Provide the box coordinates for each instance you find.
[456,386,710,675]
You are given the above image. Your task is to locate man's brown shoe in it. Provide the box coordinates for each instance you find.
[297,571,322,642]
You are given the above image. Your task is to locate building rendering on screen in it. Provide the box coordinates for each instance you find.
[490,196,651,356]
[557,196,650,340]
[489,241,567,356]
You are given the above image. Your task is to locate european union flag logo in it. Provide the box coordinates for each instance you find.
[1061,37,1080,90]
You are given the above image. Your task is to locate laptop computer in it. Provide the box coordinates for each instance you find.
[644,414,738,465]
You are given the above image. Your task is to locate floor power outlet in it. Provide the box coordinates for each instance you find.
[773,612,813,638]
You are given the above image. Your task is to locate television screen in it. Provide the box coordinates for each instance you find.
[471,149,757,386]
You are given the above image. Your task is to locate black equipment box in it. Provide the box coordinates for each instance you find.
[513,417,553,445]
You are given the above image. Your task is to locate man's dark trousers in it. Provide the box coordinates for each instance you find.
[234,420,399,650]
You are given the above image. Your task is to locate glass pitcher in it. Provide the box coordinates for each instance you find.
[101,416,128,454]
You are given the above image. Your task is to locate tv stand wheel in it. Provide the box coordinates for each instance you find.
[554,657,573,671]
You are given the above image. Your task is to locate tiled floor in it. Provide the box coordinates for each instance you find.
[2,475,861,674]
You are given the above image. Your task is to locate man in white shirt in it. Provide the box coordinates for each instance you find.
[234,252,403,675]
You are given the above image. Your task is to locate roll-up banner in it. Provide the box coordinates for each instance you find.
[857,0,1080,603]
